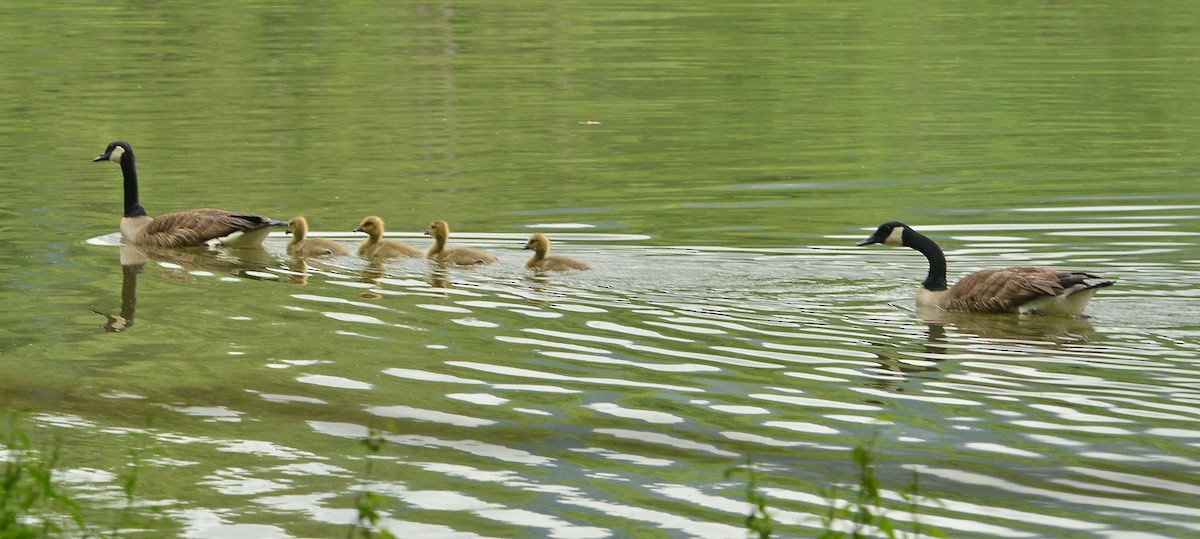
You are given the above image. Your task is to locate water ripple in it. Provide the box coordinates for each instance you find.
[364,405,497,428]
[447,361,703,393]
[68,213,1200,538]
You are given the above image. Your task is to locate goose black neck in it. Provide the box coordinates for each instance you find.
[903,227,948,291]
[119,151,147,218]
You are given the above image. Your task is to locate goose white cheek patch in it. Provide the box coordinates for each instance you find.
[884,226,905,246]
[108,145,125,163]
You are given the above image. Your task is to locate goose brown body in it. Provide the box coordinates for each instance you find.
[93,142,285,247]
[425,220,497,265]
[286,216,349,257]
[353,216,423,258]
[524,233,591,272]
[858,222,1113,316]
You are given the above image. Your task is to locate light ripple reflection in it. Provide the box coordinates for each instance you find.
[72,213,1200,538]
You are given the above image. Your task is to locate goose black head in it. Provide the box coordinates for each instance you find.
[857,221,909,247]
[94,141,132,164]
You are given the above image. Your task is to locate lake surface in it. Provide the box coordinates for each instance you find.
[2,2,1200,538]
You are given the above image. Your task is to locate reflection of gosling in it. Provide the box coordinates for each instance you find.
[425,220,497,265]
[353,216,423,258]
[286,216,349,257]
[524,233,591,272]
[92,141,286,247]
[857,221,1113,316]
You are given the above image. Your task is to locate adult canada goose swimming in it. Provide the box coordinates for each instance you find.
[353,215,423,258]
[523,233,592,272]
[425,220,497,265]
[286,216,349,257]
[93,141,285,247]
[856,221,1113,316]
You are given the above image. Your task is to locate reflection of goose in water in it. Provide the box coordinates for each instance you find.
[359,260,387,296]
[286,216,349,257]
[356,259,450,293]
[857,222,1113,316]
[128,244,278,278]
[96,249,144,332]
[353,216,423,259]
[286,259,311,285]
[523,233,592,272]
[425,220,497,265]
[850,309,1098,390]
[285,258,357,287]
[94,244,281,332]
[919,306,1098,343]
[92,141,286,248]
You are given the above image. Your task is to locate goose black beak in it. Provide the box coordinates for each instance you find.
[856,233,885,246]
[93,154,109,162]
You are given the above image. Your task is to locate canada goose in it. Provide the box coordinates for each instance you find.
[425,220,497,265]
[353,216,423,258]
[523,233,592,271]
[856,222,1113,316]
[286,216,349,257]
[92,141,286,247]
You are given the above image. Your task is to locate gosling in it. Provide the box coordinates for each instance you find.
[523,233,592,272]
[286,216,349,257]
[425,220,497,265]
[353,216,424,258]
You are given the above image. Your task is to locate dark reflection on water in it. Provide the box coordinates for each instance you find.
[919,306,1100,344]
[93,242,288,332]
[96,262,140,332]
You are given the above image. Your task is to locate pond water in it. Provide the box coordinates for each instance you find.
[3,2,1200,538]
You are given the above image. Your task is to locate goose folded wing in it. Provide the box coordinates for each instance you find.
[942,268,1066,313]
[141,209,273,247]
[1055,271,1112,291]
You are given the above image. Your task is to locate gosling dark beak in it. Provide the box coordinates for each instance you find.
[424,231,431,236]
[522,243,532,250]
[284,230,293,236]
[353,227,364,233]
[93,154,109,162]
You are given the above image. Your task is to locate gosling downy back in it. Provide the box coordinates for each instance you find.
[857,221,1113,316]
[425,220,497,265]
[353,215,424,258]
[286,216,350,257]
[93,141,286,248]
[524,233,592,271]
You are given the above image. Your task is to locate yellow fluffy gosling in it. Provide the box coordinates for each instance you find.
[353,216,424,258]
[524,233,592,272]
[425,220,497,265]
[286,216,349,257]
